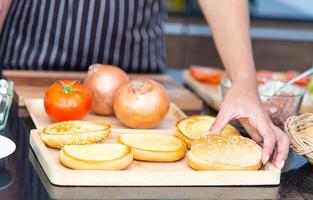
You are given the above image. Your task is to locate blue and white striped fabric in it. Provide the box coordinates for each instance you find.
[0,0,167,72]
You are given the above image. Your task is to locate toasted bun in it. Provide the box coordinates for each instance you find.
[59,143,133,170]
[41,121,111,149]
[187,134,262,171]
[176,115,240,147]
[118,133,186,162]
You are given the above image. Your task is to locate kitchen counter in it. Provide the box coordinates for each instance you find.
[0,70,313,200]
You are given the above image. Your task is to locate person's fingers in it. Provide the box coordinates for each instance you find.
[209,106,233,134]
[271,126,290,169]
[251,115,276,164]
[261,131,276,164]
[272,146,278,164]
[238,118,263,144]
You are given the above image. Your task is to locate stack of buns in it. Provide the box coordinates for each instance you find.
[40,115,262,171]
[41,120,187,170]
[41,120,134,170]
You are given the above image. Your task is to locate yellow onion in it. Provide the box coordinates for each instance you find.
[84,64,129,115]
[114,78,170,129]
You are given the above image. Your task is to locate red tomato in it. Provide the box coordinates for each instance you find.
[189,66,223,84]
[285,70,310,87]
[44,80,92,122]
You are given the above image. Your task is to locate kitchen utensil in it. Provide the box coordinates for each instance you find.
[271,66,313,97]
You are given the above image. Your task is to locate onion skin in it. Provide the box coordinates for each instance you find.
[114,78,170,129]
[84,64,129,115]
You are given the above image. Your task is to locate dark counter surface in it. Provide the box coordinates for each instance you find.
[0,69,313,200]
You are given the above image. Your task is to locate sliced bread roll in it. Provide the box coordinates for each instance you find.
[59,143,133,170]
[176,115,240,147]
[41,120,111,149]
[187,134,262,171]
[118,133,186,162]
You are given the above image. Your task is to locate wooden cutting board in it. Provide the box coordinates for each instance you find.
[30,128,280,186]
[29,149,280,199]
[25,98,185,134]
[3,70,203,112]
[183,70,313,113]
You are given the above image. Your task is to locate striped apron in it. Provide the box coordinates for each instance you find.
[0,0,167,73]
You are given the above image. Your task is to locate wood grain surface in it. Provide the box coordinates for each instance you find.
[3,70,203,112]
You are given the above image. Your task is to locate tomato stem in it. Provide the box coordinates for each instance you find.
[60,81,77,94]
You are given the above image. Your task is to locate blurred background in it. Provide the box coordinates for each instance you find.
[165,0,313,71]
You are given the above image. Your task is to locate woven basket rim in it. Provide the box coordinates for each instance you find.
[285,113,313,164]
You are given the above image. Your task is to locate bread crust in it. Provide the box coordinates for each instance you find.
[40,121,111,149]
[187,152,262,171]
[176,130,194,147]
[187,134,262,171]
[176,115,240,147]
[59,144,133,170]
[118,134,187,162]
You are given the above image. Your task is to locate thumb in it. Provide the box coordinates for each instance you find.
[209,108,232,134]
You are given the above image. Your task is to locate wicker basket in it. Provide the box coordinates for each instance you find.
[285,113,313,164]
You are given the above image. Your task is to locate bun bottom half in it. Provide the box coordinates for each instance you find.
[187,152,262,171]
[59,145,133,170]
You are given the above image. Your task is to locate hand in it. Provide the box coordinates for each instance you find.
[0,1,2,14]
[210,83,290,169]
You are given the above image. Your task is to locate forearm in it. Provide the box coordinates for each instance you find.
[0,0,12,33]
[198,0,256,89]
